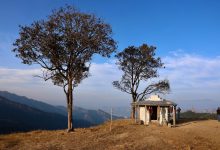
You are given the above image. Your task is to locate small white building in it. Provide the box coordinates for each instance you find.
[133,95,177,126]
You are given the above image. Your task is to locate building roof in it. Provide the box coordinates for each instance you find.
[133,95,177,107]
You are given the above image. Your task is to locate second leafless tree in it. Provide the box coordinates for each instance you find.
[113,44,170,119]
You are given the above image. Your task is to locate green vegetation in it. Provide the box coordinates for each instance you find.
[180,111,217,120]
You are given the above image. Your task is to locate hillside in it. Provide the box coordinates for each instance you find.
[58,106,121,125]
[0,91,66,116]
[0,91,121,127]
[0,119,219,150]
[0,96,93,134]
[180,110,217,120]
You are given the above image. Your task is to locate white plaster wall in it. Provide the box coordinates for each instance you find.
[160,107,168,125]
[147,95,162,101]
[139,107,150,124]
[165,107,169,122]
[140,107,146,124]
[146,109,150,124]
[159,108,163,124]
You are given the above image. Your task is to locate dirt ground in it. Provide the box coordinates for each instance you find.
[0,119,219,150]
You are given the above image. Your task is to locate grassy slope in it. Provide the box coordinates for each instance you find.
[0,119,219,150]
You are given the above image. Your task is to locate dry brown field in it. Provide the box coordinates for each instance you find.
[0,119,219,150]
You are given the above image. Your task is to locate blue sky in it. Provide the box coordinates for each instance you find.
[0,0,220,111]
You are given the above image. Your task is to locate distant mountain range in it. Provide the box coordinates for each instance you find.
[0,91,121,134]
[0,91,67,116]
[0,96,66,134]
[180,110,217,120]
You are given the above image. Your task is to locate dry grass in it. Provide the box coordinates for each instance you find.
[0,119,219,150]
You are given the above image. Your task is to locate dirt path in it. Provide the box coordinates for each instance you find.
[0,119,219,150]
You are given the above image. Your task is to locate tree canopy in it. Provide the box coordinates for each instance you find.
[113,44,169,118]
[13,5,117,131]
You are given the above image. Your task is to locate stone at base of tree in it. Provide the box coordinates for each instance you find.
[168,123,172,128]
[137,120,143,125]
[162,119,168,126]
[144,123,149,126]
[67,128,74,133]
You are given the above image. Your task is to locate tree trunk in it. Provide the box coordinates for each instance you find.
[66,81,74,132]
[67,102,73,132]
[131,105,135,119]
[130,93,136,119]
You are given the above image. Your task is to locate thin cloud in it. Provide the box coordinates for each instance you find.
[0,51,219,110]
[0,68,42,84]
[160,51,220,111]
[162,52,220,88]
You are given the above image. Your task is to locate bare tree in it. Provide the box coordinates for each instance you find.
[13,6,116,132]
[113,44,169,119]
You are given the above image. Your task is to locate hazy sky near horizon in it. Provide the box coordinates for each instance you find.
[0,0,220,110]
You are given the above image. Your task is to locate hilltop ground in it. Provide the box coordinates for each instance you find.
[0,119,219,150]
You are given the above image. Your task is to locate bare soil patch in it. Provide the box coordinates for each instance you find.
[0,119,219,150]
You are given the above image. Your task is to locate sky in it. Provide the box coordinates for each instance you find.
[0,0,220,112]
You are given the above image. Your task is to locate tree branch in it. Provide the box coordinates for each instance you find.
[137,80,170,101]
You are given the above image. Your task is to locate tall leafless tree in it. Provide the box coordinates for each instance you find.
[113,44,169,119]
[13,6,116,132]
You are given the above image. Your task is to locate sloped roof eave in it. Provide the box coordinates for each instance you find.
[132,100,177,107]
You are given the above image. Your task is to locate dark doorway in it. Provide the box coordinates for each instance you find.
[151,106,157,120]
